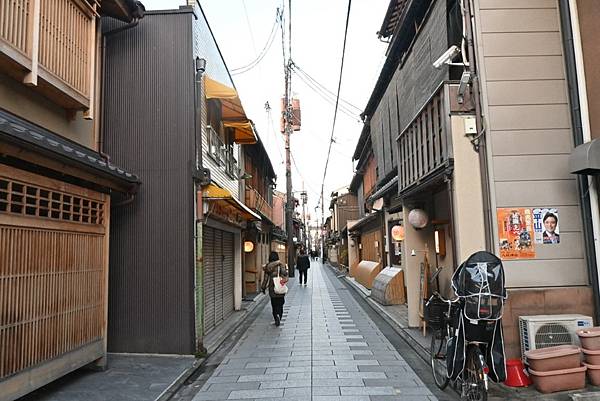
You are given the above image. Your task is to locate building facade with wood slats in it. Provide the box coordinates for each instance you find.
[0,1,143,399]
[350,0,600,359]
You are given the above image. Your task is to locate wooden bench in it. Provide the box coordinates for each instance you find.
[371,267,406,305]
[354,260,382,289]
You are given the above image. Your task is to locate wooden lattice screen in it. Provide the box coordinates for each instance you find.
[0,165,109,380]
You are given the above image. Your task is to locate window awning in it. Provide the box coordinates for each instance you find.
[204,76,258,144]
[570,138,600,175]
[202,184,261,221]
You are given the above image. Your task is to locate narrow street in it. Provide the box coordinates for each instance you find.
[184,261,455,401]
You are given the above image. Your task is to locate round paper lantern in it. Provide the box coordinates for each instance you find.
[408,208,429,229]
[244,241,254,253]
[391,225,405,241]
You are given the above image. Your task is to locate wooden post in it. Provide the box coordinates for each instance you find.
[84,10,98,120]
[23,0,41,86]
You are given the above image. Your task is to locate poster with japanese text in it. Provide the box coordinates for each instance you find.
[497,208,536,260]
[533,208,560,244]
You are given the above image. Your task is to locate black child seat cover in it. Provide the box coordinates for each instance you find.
[447,251,507,382]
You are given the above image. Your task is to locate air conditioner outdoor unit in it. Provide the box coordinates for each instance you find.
[519,314,593,362]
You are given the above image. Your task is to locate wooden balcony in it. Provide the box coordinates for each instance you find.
[245,187,273,222]
[0,0,97,111]
[397,83,455,196]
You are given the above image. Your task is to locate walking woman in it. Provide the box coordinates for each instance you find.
[261,251,289,326]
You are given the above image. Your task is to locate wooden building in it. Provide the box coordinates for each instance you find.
[0,1,143,399]
[354,0,600,358]
[241,137,276,294]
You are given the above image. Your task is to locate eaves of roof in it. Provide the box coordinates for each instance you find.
[0,109,140,188]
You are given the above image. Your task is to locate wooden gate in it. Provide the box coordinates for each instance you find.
[0,165,109,400]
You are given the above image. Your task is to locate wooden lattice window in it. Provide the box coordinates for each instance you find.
[0,177,105,225]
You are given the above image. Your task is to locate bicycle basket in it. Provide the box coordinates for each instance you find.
[424,297,448,330]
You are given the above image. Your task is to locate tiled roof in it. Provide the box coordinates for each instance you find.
[0,109,140,185]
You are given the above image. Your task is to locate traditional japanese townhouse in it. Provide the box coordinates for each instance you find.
[241,136,276,295]
[360,0,600,358]
[327,189,359,268]
[348,126,386,276]
[102,4,259,356]
[0,1,144,399]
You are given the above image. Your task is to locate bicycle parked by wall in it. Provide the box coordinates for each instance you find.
[426,251,508,401]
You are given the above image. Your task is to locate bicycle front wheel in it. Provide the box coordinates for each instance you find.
[463,345,488,401]
[430,328,449,390]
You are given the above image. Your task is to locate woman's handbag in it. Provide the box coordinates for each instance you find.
[273,265,288,295]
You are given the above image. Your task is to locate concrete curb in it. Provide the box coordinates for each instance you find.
[155,294,269,401]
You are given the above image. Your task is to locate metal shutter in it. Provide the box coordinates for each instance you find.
[203,226,216,334]
[213,229,224,325]
[222,231,235,320]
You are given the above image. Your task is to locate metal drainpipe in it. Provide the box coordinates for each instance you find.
[558,0,600,323]
[97,18,141,162]
[193,58,207,354]
[464,0,493,252]
[446,177,459,270]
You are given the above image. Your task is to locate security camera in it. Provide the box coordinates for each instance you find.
[433,45,460,69]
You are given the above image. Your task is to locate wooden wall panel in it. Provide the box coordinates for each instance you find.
[0,165,107,380]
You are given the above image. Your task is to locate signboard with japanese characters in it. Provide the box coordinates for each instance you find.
[497,208,536,260]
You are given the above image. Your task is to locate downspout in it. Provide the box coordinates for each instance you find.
[193,58,207,355]
[447,177,459,270]
[464,0,493,251]
[559,0,600,323]
[97,18,141,161]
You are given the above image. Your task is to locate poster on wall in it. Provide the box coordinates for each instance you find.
[533,208,560,244]
[497,208,536,260]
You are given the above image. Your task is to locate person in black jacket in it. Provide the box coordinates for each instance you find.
[261,252,288,326]
[296,249,311,286]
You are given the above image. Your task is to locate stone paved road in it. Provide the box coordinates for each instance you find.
[191,261,441,401]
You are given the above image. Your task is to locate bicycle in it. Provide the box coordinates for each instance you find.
[427,291,490,401]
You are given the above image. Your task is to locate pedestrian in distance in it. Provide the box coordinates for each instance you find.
[297,249,310,286]
[261,251,289,326]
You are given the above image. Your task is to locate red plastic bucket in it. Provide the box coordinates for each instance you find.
[505,359,532,387]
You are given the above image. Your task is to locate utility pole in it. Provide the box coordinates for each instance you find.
[284,60,294,277]
[301,191,307,250]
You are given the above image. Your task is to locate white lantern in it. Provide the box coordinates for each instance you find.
[408,209,428,229]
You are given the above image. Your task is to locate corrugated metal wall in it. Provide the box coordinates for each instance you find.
[103,12,196,354]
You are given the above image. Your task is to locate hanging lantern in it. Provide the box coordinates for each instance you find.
[408,209,429,229]
[244,241,254,253]
[391,225,405,241]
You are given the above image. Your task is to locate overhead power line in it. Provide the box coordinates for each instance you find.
[292,70,361,122]
[291,62,362,113]
[231,9,282,75]
[319,0,352,218]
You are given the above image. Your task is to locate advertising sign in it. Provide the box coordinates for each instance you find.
[533,208,560,245]
[497,208,536,260]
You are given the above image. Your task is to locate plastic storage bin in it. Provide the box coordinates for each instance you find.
[582,348,600,365]
[577,327,600,351]
[525,345,581,371]
[584,363,600,386]
[529,366,587,394]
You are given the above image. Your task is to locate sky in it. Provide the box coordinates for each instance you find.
[141,0,389,224]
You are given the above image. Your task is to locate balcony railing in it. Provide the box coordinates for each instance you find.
[0,0,96,110]
[397,83,454,194]
[245,186,273,221]
[207,125,238,178]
